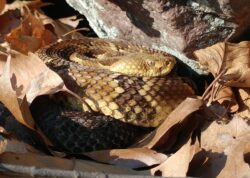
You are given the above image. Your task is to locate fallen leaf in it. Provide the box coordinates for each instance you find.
[0,54,34,129]
[204,83,238,113]
[84,148,168,169]
[188,149,227,177]
[0,0,5,14]
[200,116,250,153]
[235,88,250,119]
[6,12,56,54]
[214,86,238,112]
[188,116,250,177]
[194,41,250,113]
[134,97,203,151]
[0,49,73,147]
[150,137,199,177]
[218,136,250,178]
[0,46,88,151]
[0,9,21,43]
[25,67,67,103]
[0,50,66,103]
[194,41,250,88]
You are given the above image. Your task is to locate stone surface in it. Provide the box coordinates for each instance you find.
[65,0,250,60]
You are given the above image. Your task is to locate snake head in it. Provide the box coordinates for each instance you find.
[110,53,176,77]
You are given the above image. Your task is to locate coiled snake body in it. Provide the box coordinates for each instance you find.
[33,37,195,153]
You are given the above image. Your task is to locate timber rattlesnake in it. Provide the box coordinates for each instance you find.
[31,37,195,153]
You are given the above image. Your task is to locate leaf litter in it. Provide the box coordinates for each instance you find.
[0,0,249,177]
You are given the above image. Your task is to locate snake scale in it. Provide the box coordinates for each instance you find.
[32,37,195,153]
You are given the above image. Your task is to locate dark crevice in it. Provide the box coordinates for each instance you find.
[41,0,97,37]
[108,0,161,37]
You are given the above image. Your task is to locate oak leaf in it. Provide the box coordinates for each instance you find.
[194,41,250,87]
[6,12,56,54]
[194,41,250,112]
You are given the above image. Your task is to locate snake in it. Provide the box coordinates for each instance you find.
[31,37,195,153]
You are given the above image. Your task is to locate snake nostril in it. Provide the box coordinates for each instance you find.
[158,67,163,72]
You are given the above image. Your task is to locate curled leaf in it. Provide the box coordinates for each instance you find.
[84,148,167,169]
[0,49,71,134]
[150,137,199,177]
[204,84,238,113]
[194,41,250,87]
[194,41,250,113]
[0,54,34,129]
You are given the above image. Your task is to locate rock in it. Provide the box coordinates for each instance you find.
[65,0,250,58]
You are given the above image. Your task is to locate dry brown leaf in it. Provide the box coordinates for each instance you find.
[0,50,66,102]
[0,9,21,43]
[200,116,250,153]
[194,41,250,113]
[0,50,86,148]
[189,136,250,177]
[187,116,250,177]
[235,88,250,119]
[150,137,199,177]
[205,84,238,113]
[218,136,250,178]
[0,152,146,175]
[6,12,56,54]
[0,50,72,137]
[0,0,6,14]
[0,54,34,129]
[194,41,250,88]
[202,80,238,115]
[84,148,168,169]
[214,86,238,112]
[134,97,203,151]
